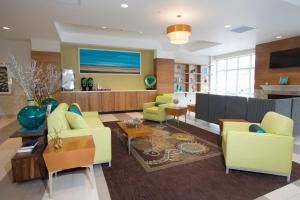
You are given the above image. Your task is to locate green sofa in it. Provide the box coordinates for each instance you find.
[222,112,294,182]
[143,95,174,123]
[47,103,111,166]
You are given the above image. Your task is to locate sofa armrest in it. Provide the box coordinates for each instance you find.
[82,112,99,118]
[223,122,259,134]
[143,102,155,109]
[225,131,293,172]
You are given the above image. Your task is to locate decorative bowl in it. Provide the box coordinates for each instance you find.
[123,118,143,128]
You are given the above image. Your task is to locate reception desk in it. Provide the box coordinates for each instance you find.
[59,90,157,113]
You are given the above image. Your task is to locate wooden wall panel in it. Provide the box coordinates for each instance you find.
[101,92,115,112]
[31,51,61,68]
[125,92,137,110]
[75,92,89,111]
[114,92,126,111]
[154,58,174,93]
[255,36,300,89]
[88,92,102,112]
[60,92,75,105]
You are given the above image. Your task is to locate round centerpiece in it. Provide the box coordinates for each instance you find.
[123,118,143,128]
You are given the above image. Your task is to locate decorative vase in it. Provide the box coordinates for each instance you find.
[87,77,93,91]
[41,98,59,113]
[81,77,87,91]
[17,100,46,129]
[144,75,157,90]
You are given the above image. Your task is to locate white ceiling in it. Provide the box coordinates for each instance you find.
[0,0,300,56]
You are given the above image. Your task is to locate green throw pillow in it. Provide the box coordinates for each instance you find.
[249,124,266,134]
[65,111,88,129]
[68,104,82,116]
[155,102,165,107]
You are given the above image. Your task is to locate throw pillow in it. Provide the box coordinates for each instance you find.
[249,124,266,134]
[65,111,89,129]
[155,102,165,107]
[68,104,82,116]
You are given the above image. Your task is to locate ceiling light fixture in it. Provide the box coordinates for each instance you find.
[2,26,10,30]
[224,25,231,28]
[121,3,128,8]
[101,26,107,29]
[276,35,282,39]
[166,24,192,45]
[138,31,143,34]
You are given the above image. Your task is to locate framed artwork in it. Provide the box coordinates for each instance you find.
[79,48,141,74]
[0,65,11,94]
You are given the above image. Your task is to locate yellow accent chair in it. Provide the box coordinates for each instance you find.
[143,95,174,124]
[222,112,294,182]
[47,103,112,166]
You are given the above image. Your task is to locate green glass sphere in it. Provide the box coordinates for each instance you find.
[17,106,46,128]
[41,98,59,113]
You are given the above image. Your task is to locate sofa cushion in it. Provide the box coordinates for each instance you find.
[47,103,71,135]
[68,104,82,116]
[156,96,173,104]
[84,117,104,128]
[65,111,89,129]
[145,107,159,114]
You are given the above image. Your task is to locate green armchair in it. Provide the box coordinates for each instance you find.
[222,112,294,182]
[143,95,174,124]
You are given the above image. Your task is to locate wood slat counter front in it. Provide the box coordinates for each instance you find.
[59,90,157,112]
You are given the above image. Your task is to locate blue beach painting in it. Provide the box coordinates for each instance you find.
[79,48,141,74]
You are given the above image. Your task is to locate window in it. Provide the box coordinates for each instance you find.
[210,53,255,97]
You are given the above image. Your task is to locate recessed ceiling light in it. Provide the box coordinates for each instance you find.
[121,3,128,8]
[276,35,282,39]
[2,26,10,30]
[224,25,231,28]
[138,31,143,34]
[101,26,107,29]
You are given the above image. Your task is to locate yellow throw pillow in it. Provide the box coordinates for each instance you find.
[65,111,89,129]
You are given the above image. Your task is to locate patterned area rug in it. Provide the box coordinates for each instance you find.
[119,123,221,172]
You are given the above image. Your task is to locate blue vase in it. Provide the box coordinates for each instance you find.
[17,105,46,129]
[41,98,59,113]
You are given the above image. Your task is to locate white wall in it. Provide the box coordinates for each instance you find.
[0,39,31,116]
[31,39,61,52]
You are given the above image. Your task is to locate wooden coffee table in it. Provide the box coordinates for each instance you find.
[218,118,248,146]
[43,136,95,198]
[117,122,153,155]
[165,106,188,126]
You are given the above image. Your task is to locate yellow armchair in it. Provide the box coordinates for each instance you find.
[222,112,294,182]
[143,95,174,123]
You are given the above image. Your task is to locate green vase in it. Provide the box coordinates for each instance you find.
[17,100,46,129]
[41,98,59,113]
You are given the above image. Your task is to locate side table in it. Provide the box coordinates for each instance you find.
[43,136,96,198]
[10,128,48,182]
[218,118,248,146]
[165,106,188,126]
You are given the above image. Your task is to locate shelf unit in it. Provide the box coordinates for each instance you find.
[174,63,210,93]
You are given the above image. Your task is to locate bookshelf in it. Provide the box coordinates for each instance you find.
[174,63,209,93]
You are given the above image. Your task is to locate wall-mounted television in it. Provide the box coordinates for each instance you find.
[270,47,300,68]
